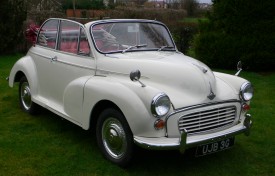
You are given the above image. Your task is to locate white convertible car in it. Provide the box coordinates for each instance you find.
[8,18,253,166]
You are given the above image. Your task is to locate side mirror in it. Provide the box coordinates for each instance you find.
[237,61,242,71]
[130,70,146,87]
[130,70,141,81]
[235,61,242,76]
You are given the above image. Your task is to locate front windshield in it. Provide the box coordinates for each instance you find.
[91,21,175,54]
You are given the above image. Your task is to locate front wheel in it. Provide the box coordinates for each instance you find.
[19,76,39,115]
[96,108,134,167]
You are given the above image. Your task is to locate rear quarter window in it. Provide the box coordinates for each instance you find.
[37,19,58,49]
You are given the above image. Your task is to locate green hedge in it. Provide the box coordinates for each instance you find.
[192,0,275,71]
[62,0,105,10]
[0,1,26,54]
[168,22,198,54]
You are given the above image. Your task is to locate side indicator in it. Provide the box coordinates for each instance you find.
[242,103,250,111]
[154,119,165,130]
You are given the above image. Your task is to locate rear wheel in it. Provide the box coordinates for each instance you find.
[19,76,39,114]
[96,108,134,167]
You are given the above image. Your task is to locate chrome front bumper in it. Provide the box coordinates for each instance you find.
[134,114,252,153]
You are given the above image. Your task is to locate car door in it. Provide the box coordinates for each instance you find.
[33,19,95,123]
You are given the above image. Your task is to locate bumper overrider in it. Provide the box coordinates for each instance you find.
[134,114,252,153]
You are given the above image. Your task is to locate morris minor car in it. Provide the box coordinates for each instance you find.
[8,18,253,166]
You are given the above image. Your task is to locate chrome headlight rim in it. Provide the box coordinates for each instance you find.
[240,82,253,101]
[151,93,171,117]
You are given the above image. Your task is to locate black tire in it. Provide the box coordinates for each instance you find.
[19,76,39,115]
[96,108,134,167]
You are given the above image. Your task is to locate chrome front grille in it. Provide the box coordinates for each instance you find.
[178,106,236,135]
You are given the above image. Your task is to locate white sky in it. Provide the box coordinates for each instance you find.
[150,0,212,3]
[198,0,212,3]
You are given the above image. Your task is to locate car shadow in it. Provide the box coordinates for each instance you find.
[32,107,248,174]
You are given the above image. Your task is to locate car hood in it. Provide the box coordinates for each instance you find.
[96,51,235,109]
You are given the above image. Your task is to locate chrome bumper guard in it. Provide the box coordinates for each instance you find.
[134,114,252,153]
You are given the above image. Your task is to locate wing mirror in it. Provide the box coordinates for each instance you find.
[235,61,242,76]
[130,70,146,87]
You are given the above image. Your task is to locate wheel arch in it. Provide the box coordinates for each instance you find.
[81,76,164,137]
[9,55,39,98]
[13,71,26,83]
[89,100,125,133]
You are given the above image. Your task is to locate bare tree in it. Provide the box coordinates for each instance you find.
[72,0,76,17]
[182,0,198,16]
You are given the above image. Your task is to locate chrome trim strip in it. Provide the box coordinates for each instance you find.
[56,19,61,50]
[45,105,82,127]
[169,99,241,116]
[33,45,92,58]
[29,50,95,71]
[96,69,128,77]
[29,50,52,60]
[55,59,95,70]
[90,19,178,54]
[95,68,150,80]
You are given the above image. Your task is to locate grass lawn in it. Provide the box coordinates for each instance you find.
[0,54,274,176]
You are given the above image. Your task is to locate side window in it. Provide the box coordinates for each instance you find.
[59,21,79,54]
[37,19,58,49]
[79,28,90,56]
[59,21,91,56]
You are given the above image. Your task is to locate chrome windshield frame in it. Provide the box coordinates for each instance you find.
[89,19,177,54]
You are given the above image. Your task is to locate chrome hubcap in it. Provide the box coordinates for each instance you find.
[20,82,32,110]
[102,117,126,159]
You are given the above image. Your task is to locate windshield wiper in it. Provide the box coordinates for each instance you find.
[158,45,174,51]
[122,44,147,53]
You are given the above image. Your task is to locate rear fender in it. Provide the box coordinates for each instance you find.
[9,55,39,97]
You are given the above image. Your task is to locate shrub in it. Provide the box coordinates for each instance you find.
[62,0,105,10]
[107,7,187,24]
[0,0,26,54]
[169,22,198,54]
[192,0,275,71]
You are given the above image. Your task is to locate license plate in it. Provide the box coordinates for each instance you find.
[196,137,235,157]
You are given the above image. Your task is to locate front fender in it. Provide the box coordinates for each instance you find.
[9,55,39,98]
[214,72,248,95]
[82,76,165,137]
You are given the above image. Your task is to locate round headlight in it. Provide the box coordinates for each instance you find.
[151,93,171,117]
[240,82,253,101]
